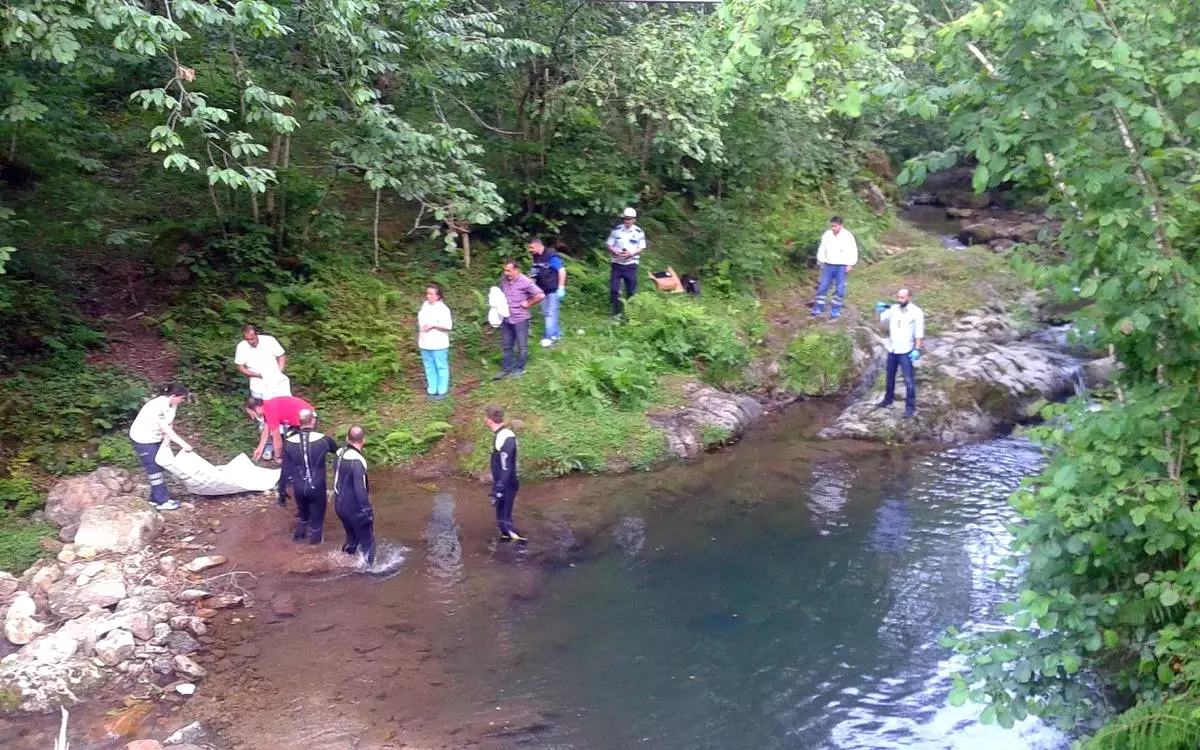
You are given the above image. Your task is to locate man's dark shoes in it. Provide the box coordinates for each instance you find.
[309,534,323,545]
[277,496,287,508]
[492,370,510,381]
[342,544,358,555]
[875,400,893,409]
[903,410,916,419]
[510,369,525,379]
[293,527,307,543]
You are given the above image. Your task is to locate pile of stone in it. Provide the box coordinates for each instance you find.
[0,468,243,712]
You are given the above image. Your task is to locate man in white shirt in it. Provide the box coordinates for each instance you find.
[875,288,925,417]
[812,216,859,320]
[606,207,646,316]
[235,325,290,458]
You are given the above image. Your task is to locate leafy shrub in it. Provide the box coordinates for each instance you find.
[542,347,659,413]
[360,421,452,464]
[622,294,749,385]
[0,475,41,517]
[0,520,54,573]
[783,330,855,395]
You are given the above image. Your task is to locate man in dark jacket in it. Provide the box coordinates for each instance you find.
[334,425,375,564]
[487,406,524,542]
[282,409,337,544]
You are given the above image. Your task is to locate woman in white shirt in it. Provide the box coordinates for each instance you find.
[417,284,453,399]
[128,383,193,510]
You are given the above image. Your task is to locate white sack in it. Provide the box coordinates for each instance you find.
[156,443,280,496]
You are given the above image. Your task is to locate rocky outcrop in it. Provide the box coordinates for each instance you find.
[957,212,1058,253]
[649,383,763,459]
[73,497,164,554]
[44,466,139,527]
[820,307,1088,444]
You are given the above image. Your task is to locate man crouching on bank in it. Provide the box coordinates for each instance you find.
[334,425,375,564]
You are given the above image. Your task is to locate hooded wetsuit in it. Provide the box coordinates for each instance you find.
[283,428,337,543]
[490,426,522,539]
[334,444,375,563]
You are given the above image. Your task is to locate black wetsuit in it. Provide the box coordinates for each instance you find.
[490,426,522,539]
[283,428,337,543]
[334,444,375,563]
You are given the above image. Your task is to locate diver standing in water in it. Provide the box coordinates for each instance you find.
[334,425,375,564]
[486,406,525,543]
[282,409,337,544]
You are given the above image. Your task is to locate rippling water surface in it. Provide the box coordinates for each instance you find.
[497,437,1066,750]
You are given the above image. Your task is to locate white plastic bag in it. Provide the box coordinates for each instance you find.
[156,443,280,496]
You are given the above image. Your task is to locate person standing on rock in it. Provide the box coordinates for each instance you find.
[283,409,337,544]
[334,425,375,564]
[494,259,544,381]
[417,283,453,399]
[607,207,646,316]
[487,406,525,543]
[528,237,566,347]
[875,288,925,418]
[812,216,859,320]
[129,383,193,511]
[236,325,290,460]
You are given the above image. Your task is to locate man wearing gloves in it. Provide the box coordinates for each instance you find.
[486,406,525,543]
[875,288,925,417]
[528,237,567,347]
[334,425,375,564]
[812,216,859,319]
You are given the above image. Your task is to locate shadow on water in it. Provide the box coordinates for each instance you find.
[468,434,1068,750]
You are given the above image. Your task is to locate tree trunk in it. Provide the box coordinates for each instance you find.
[461,231,471,270]
[373,188,382,270]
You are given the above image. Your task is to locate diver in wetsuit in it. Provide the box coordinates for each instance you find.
[486,406,525,542]
[282,409,337,544]
[334,425,375,564]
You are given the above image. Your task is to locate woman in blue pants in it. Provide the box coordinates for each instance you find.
[417,283,453,399]
[128,383,193,511]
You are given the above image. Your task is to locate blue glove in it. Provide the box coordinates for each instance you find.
[557,287,566,299]
[909,349,921,362]
[490,492,499,507]
[875,301,889,314]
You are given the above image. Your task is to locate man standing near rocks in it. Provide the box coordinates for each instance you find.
[607,207,646,316]
[812,216,859,320]
[875,288,925,418]
[334,425,375,564]
[248,394,315,507]
[283,409,337,544]
[493,259,544,380]
[236,325,290,459]
[487,406,525,543]
[528,237,566,348]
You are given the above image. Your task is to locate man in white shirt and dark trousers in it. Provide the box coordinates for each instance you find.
[875,288,925,418]
[812,216,859,320]
[235,325,290,460]
[607,207,646,316]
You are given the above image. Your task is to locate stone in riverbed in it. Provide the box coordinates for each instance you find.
[169,616,208,636]
[269,593,298,617]
[182,555,226,573]
[94,629,136,666]
[74,498,164,553]
[164,630,200,655]
[44,467,132,527]
[163,721,207,745]
[171,655,207,678]
[46,563,126,618]
[125,740,164,750]
[5,593,44,644]
[176,589,211,603]
[0,572,18,602]
[202,594,245,610]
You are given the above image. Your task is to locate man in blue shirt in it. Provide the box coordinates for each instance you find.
[606,207,646,316]
[528,238,567,348]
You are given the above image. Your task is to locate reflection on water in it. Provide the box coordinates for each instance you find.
[425,492,464,601]
[495,438,1065,750]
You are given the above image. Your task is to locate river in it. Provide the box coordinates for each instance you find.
[2,407,1069,749]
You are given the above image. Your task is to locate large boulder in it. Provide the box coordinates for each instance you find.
[46,562,127,618]
[94,628,136,666]
[73,498,164,554]
[4,592,44,645]
[820,309,1087,444]
[44,467,133,527]
[648,383,763,460]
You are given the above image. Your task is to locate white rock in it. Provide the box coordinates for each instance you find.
[182,556,226,574]
[94,629,135,666]
[21,630,82,664]
[164,721,206,745]
[5,591,36,621]
[5,616,45,645]
[47,563,127,618]
[175,683,196,695]
[177,590,212,603]
[56,546,78,563]
[171,655,208,679]
[74,498,164,554]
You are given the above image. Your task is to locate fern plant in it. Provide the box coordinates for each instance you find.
[1084,694,1200,750]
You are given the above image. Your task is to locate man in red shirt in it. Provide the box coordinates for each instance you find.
[247,395,315,506]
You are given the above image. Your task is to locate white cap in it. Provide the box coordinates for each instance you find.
[622,207,637,219]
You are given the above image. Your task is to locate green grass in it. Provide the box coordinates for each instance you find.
[0,519,55,574]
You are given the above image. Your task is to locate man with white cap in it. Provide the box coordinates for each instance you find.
[606,207,646,316]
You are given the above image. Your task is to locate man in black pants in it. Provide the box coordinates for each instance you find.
[606,207,646,316]
[282,409,337,544]
[486,406,524,542]
[334,425,375,564]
